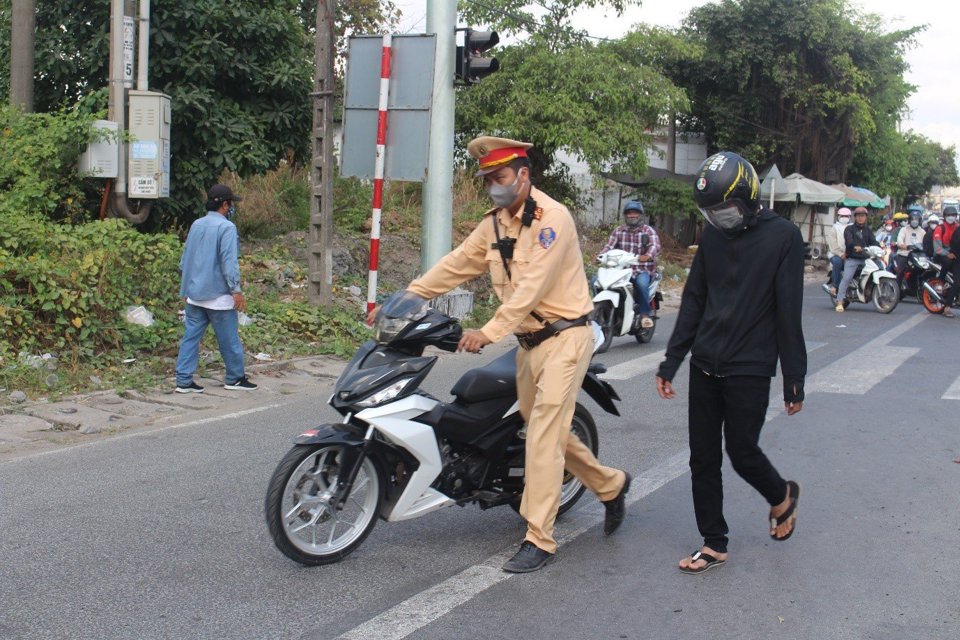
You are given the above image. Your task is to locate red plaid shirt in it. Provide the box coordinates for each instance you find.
[600,224,660,273]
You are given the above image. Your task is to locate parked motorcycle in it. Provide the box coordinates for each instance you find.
[591,248,663,353]
[264,291,622,565]
[821,245,899,313]
[897,244,938,303]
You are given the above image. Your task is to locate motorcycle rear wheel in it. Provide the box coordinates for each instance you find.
[593,302,615,354]
[511,403,599,517]
[922,277,946,314]
[265,444,383,565]
[872,279,899,313]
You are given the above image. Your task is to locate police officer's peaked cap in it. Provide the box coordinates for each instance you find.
[468,136,534,176]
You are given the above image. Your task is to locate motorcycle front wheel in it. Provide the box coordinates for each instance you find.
[922,277,946,314]
[635,317,655,344]
[511,403,599,517]
[593,301,615,354]
[265,444,383,566]
[872,279,899,313]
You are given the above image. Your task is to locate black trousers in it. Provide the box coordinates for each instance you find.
[687,367,788,553]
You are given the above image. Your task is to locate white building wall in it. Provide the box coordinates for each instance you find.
[557,133,708,226]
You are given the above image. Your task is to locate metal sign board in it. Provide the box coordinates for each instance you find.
[340,35,436,182]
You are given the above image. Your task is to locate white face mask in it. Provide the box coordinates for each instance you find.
[487,171,524,208]
[884,225,893,232]
[838,217,850,226]
[947,216,958,225]
[910,220,920,228]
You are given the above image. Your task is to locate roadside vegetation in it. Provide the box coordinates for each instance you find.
[2,0,956,403]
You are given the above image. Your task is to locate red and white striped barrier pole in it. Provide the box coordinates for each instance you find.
[367,34,392,317]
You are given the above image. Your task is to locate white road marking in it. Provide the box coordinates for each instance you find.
[598,350,665,381]
[941,377,960,400]
[805,312,927,395]
[0,404,284,464]
[335,452,690,640]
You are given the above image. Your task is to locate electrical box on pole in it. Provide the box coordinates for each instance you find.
[127,90,171,199]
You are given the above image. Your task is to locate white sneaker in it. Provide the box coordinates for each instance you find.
[224,376,258,390]
[835,302,844,312]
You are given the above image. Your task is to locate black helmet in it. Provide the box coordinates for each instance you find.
[693,151,761,237]
[623,200,645,227]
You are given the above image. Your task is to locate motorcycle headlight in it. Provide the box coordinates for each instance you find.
[917,257,930,269]
[355,377,414,407]
[376,317,409,344]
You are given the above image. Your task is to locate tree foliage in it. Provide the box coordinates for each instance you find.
[0,0,397,227]
[671,0,920,185]
[455,1,689,205]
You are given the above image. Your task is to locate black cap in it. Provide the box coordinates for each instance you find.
[207,184,242,203]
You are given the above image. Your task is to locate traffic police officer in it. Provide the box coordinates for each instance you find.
[406,136,631,573]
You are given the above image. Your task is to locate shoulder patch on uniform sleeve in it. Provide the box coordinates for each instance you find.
[538,227,557,249]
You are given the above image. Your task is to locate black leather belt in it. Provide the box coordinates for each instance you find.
[516,314,591,350]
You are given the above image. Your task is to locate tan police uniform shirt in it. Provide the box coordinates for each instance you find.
[407,187,594,342]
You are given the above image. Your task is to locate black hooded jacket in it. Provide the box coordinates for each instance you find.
[657,209,807,402]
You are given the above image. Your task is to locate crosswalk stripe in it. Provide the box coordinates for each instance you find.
[941,377,960,400]
[806,312,927,395]
[598,350,665,381]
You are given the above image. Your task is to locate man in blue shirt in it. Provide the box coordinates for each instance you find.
[175,184,257,392]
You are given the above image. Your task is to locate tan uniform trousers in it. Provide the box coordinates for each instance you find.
[516,324,626,553]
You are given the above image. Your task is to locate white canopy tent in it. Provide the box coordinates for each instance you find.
[760,172,845,256]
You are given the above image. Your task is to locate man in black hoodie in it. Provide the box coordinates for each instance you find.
[655,151,806,575]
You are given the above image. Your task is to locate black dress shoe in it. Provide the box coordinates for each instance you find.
[502,541,555,573]
[603,471,632,535]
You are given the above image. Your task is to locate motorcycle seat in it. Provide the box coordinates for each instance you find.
[451,348,518,402]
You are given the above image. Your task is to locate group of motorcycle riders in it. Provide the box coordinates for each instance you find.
[825,202,960,315]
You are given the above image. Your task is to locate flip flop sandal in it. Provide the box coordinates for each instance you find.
[679,550,726,575]
[640,317,654,329]
[770,480,800,541]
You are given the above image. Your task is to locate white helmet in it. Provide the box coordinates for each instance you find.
[928,214,941,225]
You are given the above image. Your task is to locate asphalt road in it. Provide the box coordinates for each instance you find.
[2,282,959,639]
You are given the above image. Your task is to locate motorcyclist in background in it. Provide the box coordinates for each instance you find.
[923,215,940,258]
[836,207,880,312]
[876,215,895,267]
[888,212,909,272]
[599,200,660,329]
[933,206,960,317]
[894,211,925,289]
[826,207,852,296]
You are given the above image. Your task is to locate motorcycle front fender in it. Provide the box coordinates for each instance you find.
[293,424,365,446]
[871,271,897,284]
[581,371,621,416]
[592,290,621,307]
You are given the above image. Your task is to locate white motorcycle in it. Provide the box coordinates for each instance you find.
[821,245,899,313]
[591,249,663,353]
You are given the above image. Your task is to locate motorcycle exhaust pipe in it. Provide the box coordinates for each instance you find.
[922,281,943,304]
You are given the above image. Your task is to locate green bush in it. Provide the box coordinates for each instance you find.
[0,215,183,359]
[0,103,100,222]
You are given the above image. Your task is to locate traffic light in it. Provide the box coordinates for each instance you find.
[455,28,500,85]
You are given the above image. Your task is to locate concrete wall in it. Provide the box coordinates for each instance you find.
[558,132,708,227]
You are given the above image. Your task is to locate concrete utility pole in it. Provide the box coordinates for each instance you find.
[420,0,456,272]
[107,0,151,224]
[307,0,336,306]
[9,0,36,111]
